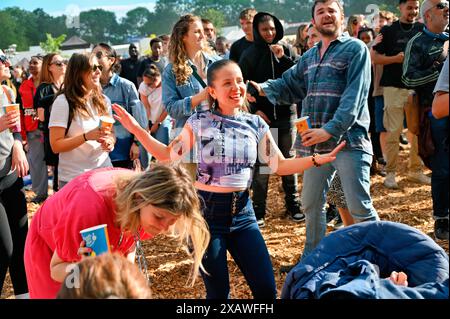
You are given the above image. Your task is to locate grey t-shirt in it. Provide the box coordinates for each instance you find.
[434,56,449,94]
[0,85,19,189]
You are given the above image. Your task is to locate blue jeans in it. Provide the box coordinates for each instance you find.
[301,150,379,258]
[374,96,386,133]
[430,117,449,219]
[198,190,277,299]
[252,123,300,219]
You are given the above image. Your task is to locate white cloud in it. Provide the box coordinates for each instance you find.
[49,2,156,19]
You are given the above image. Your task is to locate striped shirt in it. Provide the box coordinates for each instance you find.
[402,29,448,108]
[261,33,373,157]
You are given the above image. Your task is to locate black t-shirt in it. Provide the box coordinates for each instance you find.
[120,57,142,89]
[229,37,253,63]
[137,56,168,78]
[373,20,424,88]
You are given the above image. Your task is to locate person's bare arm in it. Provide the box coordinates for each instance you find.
[432,92,449,119]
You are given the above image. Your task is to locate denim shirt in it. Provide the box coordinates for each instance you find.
[260,33,373,157]
[102,73,148,161]
[162,53,221,138]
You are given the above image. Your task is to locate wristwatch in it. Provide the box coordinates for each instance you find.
[133,139,140,147]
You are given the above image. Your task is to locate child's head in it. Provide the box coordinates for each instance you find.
[57,253,152,299]
[142,64,161,88]
[206,59,246,112]
[357,28,375,45]
[114,163,210,286]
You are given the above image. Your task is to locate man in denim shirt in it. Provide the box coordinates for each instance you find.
[93,43,148,169]
[249,0,379,258]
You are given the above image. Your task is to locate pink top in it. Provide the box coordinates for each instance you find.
[24,167,151,298]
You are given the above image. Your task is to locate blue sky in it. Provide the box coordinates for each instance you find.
[0,0,157,18]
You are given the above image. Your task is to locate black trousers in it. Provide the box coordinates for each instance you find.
[0,177,28,295]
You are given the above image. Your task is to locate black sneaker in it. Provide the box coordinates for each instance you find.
[31,195,48,204]
[326,204,338,223]
[286,202,305,222]
[434,219,449,241]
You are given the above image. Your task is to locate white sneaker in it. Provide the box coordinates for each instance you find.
[407,172,431,185]
[384,172,399,189]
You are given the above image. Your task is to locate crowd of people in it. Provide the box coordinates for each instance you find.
[0,0,448,299]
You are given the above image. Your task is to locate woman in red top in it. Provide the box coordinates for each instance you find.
[24,164,209,298]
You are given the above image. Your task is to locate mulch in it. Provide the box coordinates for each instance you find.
[1,146,448,299]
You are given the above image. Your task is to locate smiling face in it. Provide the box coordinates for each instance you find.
[399,0,420,23]
[0,56,11,82]
[208,63,246,113]
[313,0,345,38]
[183,19,205,53]
[139,204,179,236]
[258,18,277,44]
[48,54,67,79]
[83,56,102,90]
[92,46,115,75]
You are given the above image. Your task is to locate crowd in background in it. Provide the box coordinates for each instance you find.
[0,0,448,299]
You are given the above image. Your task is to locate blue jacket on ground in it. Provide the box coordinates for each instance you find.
[282,221,449,299]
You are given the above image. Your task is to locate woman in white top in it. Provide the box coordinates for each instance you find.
[139,64,171,166]
[49,53,115,188]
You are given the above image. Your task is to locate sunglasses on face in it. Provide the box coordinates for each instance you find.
[50,60,67,67]
[435,2,449,9]
[95,51,111,59]
[92,64,103,72]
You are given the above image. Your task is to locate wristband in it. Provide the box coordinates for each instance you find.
[312,153,321,167]
[83,133,87,141]
[134,140,141,147]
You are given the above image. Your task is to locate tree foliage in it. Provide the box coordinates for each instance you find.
[0,0,402,51]
[40,33,67,53]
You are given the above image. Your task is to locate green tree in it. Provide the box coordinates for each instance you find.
[39,33,67,53]
[120,7,152,39]
[196,8,226,32]
[79,9,122,44]
[0,10,28,51]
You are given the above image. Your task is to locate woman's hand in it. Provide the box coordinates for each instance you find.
[84,127,107,142]
[314,141,346,166]
[112,103,140,135]
[0,110,20,132]
[129,142,140,160]
[37,107,45,122]
[11,141,29,178]
[98,135,115,152]
[77,240,92,260]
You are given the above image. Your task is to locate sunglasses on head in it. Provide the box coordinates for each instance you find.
[0,55,9,64]
[435,2,449,9]
[92,64,103,72]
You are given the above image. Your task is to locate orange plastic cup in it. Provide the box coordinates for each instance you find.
[3,104,21,132]
[99,115,115,132]
[294,116,311,133]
